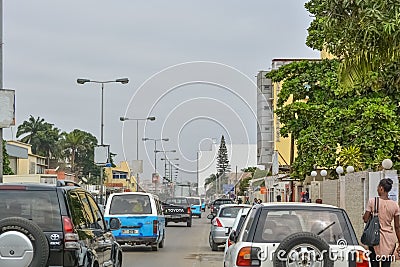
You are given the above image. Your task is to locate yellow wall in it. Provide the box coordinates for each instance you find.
[273,81,297,166]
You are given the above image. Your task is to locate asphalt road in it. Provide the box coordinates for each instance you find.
[121,213,224,267]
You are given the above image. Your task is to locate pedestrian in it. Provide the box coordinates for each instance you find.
[362,178,400,267]
[253,198,258,205]
[244,197,250,205]
[237,198,243,204]
[276,195,282,202]
[258,199,262,204]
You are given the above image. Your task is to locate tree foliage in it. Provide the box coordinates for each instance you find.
[266,60,400,179]
[305,0,400,90]
[2,140,14,175]
[216,135,230,177]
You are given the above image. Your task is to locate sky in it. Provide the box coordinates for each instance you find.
[2,1,320,185]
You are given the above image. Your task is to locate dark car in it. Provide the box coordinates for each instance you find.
[162,197,192,227]
[0,182,123,267]
[209,198,234,218]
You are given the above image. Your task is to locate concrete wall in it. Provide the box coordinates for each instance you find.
[321,179,339,207]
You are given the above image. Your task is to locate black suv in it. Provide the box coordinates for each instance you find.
[0,182,122,267]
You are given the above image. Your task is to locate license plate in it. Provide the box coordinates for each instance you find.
[122,229,139,234]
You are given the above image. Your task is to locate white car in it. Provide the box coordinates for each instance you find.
[223,207,251,259]
[208,204,252,251]
[224,203,369,267]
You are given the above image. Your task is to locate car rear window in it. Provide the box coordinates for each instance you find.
[253,208,354,245]
[0,190,62,231]
[214,199,233,205]
[166,198,188,205]
[109,194,152,215]
[187,198,200,205]
[219,206,243,218]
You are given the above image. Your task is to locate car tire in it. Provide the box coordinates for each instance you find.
[198,213,202,219]
[209,233,219,251]
[273,232,334,267]
[159,232,165,248]
[187,219,192,227]
[0,217,49,267]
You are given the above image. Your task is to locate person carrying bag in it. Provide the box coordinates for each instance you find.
[362,179,400,267]
[361,197,380,246]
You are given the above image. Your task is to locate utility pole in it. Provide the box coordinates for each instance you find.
[0,0,4,183]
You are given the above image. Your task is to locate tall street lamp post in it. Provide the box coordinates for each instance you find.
[142,137,169,173]
[77,77,129,204]
[120,116,156,192]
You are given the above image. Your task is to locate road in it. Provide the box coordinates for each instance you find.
[121,214,224,267]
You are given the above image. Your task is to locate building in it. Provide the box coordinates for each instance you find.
[4,140,76,183]
[104,161,137,193]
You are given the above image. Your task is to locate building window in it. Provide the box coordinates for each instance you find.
[112,172,128,179]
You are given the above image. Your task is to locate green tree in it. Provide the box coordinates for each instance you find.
[216,135,230,177]
[305,0,400,91]
[2,141,14,175]
[61,129,100,181]
[16,115,62,159]
[266,59,400,179]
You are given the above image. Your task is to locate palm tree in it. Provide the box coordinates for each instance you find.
[62,130,86,173]
[16,115,47,154]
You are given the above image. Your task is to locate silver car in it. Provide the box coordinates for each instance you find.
[208,204,251,251]
[223,207,251,259]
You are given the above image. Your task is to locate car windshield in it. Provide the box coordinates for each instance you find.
[253,208,354,245]
[0,190,62,231]
[109,194,152,215]
[187,198,200,205]
[166,198,188,205]
[219,206,243,218]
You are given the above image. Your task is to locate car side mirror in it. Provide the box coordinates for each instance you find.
[109,218,121,230]
[207,213,215,220]
[229,230,237,243]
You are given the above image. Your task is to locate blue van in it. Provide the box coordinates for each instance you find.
[186,196,202,218]
[104,192,165,251]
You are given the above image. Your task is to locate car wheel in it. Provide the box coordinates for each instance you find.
[273,232,334,267]
[198,213,202,219]
[0,217,49,267]
[151,243,159,251]
[187,219,192,227]
[159,232,165,248]
[209,233,219,251]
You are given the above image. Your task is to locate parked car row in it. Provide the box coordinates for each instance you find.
[210,202,370,267]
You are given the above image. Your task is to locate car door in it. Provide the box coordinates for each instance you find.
[86,193,115,266]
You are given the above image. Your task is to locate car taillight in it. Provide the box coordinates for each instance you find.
[187,207,191,214]
[153,220,158,235]
[62,216,80,249]
[355,250,369,267]
[236,246,261,266]
[227,239,233,247]
[213,218,223,227]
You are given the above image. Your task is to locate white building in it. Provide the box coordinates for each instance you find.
[198,140,257,195]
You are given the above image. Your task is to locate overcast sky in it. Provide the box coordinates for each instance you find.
[3,1,319,184]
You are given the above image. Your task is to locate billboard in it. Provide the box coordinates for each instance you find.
[152,173,160,184]
[0,89,15,128]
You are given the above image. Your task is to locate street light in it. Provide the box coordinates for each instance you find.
[119,116,156,192]
[161,157,179,182]
[142,137,169,173]
[77,77,129,204]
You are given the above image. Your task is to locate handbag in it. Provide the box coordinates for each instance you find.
[361,197,380,246]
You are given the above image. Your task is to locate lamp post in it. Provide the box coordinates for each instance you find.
[77,77,129,204]
[161,157,179,182]
[142,137,170,173]
[120,116,156,192]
